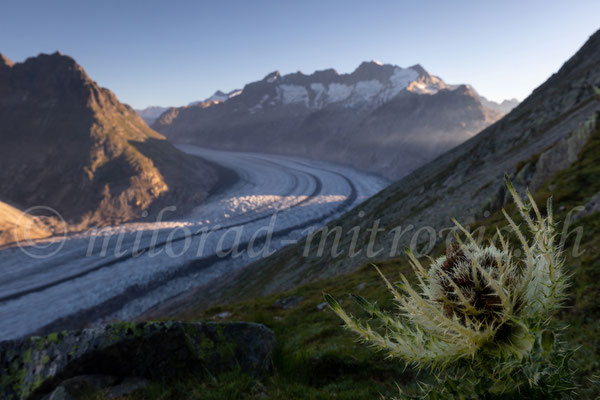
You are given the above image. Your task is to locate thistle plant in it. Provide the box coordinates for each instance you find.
[325,177,576,398]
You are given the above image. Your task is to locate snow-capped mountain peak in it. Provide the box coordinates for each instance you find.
[204,89,243,103]
[178,61,512,118]
[185,89,244,107]
[207,90,228,102]
[264,71,281,83]
[239,61,447,111]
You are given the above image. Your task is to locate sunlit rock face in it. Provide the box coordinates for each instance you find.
[153,61,506,180]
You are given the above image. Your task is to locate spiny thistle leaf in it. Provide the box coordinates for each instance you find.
[324,293,341,311]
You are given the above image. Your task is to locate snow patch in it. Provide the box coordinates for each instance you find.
[209,90,243,102]
[375,67,420,102]
[279,84,309,106]
[349,80,384,105]
[310,83,326,108]
[390,67,419,90]
[207,92,228,102]
[326,83,353,103]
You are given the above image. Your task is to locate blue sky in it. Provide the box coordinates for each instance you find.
[1,0,599,109]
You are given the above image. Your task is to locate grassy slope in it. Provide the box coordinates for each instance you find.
[83,117,600,399]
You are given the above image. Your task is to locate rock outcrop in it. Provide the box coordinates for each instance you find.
[0,321,276,400]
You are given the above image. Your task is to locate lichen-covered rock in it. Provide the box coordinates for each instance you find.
[0,321,276,400]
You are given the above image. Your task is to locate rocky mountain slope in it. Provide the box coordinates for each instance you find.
[0,52,224,245]
[153,29,600,312]
[152,62,504,180]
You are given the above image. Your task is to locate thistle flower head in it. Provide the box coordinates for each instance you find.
[429,241,516,326]
[325,177,568,372]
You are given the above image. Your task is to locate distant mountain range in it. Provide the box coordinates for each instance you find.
[136,90,244,125]
[478,95,520,114]
[0,52,224,245]
[135,106,169,125]
[149,61,516,180]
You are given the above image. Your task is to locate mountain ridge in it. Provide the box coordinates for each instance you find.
[152,61,504,180]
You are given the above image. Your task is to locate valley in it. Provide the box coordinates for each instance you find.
[0,146,388,340]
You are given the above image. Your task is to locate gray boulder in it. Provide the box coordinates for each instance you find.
[0,321,276,400]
